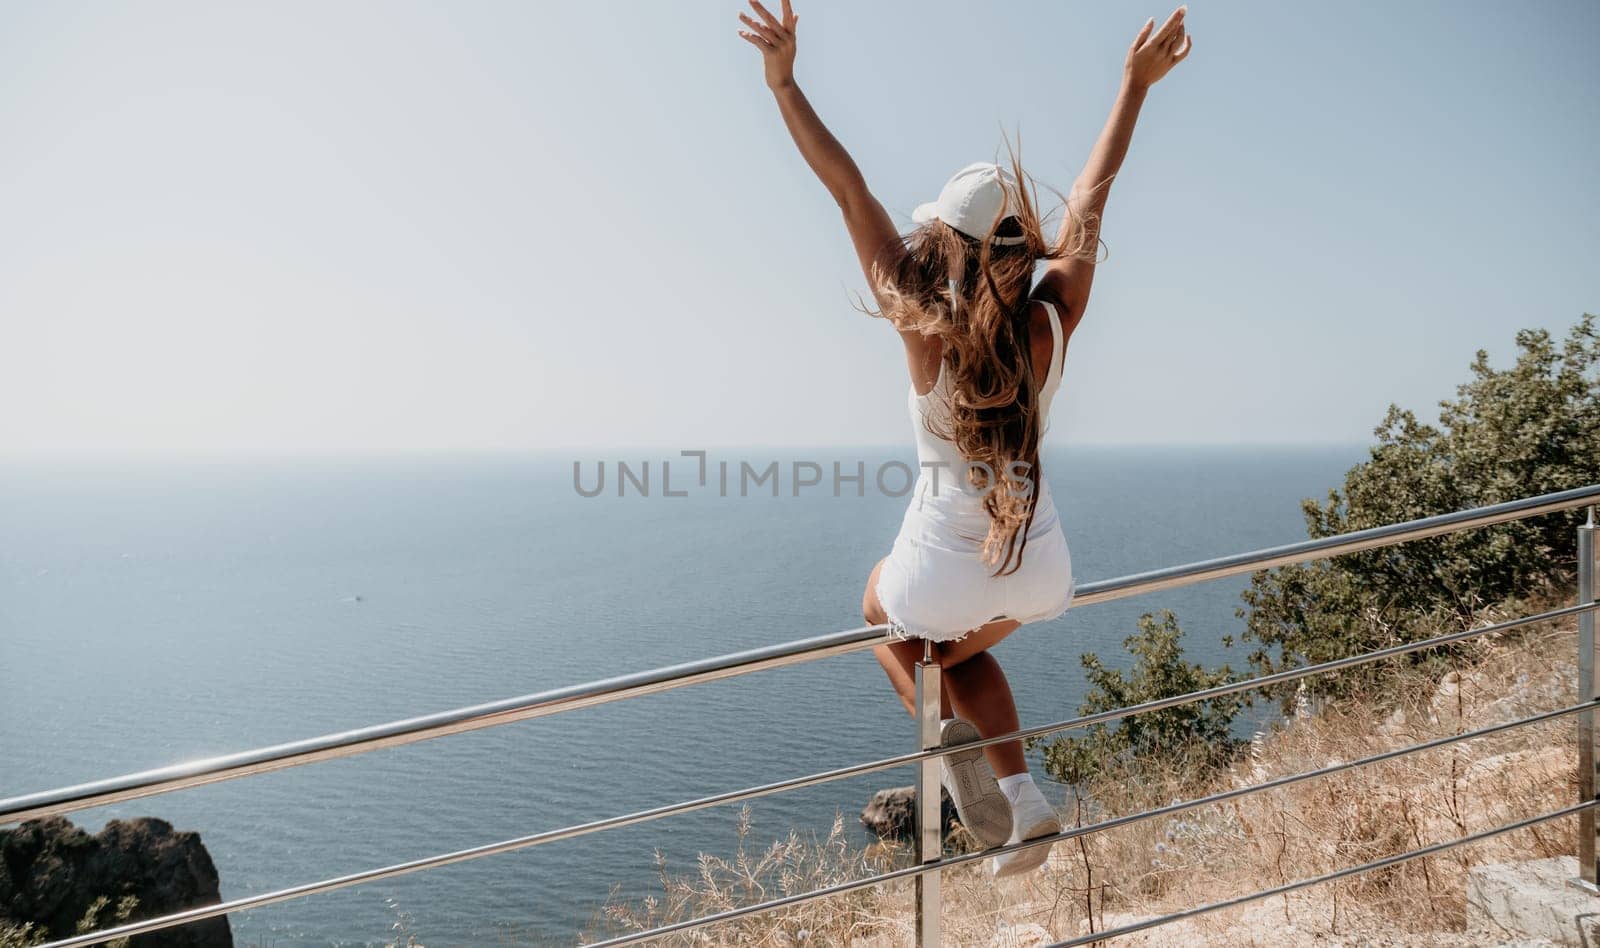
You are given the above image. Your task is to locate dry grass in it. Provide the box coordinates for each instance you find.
[1043,606,1578,947]
[582,807,905,946]
[584,600,1584,947]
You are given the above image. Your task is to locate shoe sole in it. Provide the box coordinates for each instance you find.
[990,814,1062,878]
[939,720,1012,850]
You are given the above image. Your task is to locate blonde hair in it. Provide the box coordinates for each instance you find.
[865,147,1099,575]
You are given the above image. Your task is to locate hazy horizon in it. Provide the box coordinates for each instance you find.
[0,440,1376,465]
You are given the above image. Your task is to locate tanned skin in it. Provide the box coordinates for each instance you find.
[740,1,1193,779]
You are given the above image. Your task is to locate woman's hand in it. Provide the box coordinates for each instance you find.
[1124,6,1193,91]
[737,0,798,90]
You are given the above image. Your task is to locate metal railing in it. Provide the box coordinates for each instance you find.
[4,483,1598,947]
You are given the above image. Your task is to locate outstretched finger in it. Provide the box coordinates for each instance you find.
[749,0,785,33]
[738,29,772,50]
[781,0,796,28]
[1151,6,1186,47]
[1130,17,1154,50]
[739,12,780,43]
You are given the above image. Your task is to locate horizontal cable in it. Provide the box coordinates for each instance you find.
[1047,799,1599,947]
[24,642,1600,947]
[582,698,1598,947]
[9,587,1590,839]
[8,485,1596,826]
[940,599,1600,760]
[55,793,1588,948]
[60,695,1562,948]
[0,626,893,825]
[1070,483,1600,607]
[594,599,1600,821]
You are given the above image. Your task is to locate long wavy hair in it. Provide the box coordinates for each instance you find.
[866,148,1100,576]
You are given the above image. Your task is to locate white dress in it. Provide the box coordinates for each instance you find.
[874,299,1076,642]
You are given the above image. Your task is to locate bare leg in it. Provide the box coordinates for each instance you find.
[871,637,955,719]
[864,559,954,718]
[938,619,1027,777]
[941,649,1027,777]
[864,561,1026,775]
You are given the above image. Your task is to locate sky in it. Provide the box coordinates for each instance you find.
[1,1,1596,457]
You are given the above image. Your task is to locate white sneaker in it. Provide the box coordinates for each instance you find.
[988,782,1060,877]
[936,718,1012,850]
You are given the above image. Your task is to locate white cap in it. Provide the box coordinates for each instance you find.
[912,162,1028,246]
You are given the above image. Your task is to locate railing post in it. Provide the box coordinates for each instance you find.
[1577,506,1599,893]
[914,638,943,946]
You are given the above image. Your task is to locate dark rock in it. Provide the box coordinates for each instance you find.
[859,785,959,840]
[0,816,231,947]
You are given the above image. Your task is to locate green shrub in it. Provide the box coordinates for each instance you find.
[1240,314,1599,709]
[1037,314,1599,780]
[1034,610,1246,787]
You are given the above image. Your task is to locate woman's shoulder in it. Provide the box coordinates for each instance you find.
[1024,296,1061,382]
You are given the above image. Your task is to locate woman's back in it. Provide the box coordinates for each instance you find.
[906,298,1068,546]
[876,295,1075,642]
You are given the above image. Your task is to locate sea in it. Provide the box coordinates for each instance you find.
[0,444,1365,945]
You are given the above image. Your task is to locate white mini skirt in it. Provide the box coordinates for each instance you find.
[875,487,1075,643]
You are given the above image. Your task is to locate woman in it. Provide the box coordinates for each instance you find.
[739,2,1192,876]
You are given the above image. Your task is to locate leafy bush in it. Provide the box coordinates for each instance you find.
[1240,314,1599,708]
[1037,314,1599,780]
[1034,610,1246,787]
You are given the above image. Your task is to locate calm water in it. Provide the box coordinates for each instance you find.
[0,445,1362,945]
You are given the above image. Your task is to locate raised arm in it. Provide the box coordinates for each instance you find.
[1036,6,1192,333]
[737,1,903,311]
